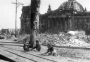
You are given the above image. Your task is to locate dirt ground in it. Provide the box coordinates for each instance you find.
[2,33,90,62]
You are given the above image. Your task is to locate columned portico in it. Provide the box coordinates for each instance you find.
[21,0,90,34]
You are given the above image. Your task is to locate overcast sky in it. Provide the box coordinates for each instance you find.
[0,0,90,29]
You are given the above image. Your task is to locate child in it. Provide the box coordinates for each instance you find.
[32,40,41,51]
[44,43,57,56]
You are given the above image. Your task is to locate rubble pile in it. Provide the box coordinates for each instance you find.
[15,31,90,47]
[15,34,30,43]
[38,31,90,47]
[37,32,71,46]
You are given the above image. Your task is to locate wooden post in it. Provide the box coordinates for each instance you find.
[30,0,40,47]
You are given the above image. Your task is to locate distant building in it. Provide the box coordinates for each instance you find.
[20,6,30,34]
[0,29,10,34]
[20,0,90,34]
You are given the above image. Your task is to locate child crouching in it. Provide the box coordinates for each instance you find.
[31,40,41,51]
[44,43,57,56]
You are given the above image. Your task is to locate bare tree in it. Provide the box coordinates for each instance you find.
[30,0,40,47]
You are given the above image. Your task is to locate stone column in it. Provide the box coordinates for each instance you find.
[69,16,73,31]
[65,19,67,31]
[61,18,63,31]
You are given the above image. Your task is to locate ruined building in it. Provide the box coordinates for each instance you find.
[20,0,90,34]
[20,6,31,34]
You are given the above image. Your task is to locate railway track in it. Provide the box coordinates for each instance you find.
[1,42,90,62]
[0,43,23,47]
[1,42,90,50]
[0,46,37,62]
[0,54,16,62]
[0,44,58,62]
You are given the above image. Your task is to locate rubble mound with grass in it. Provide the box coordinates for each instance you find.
[37,31,90,47]
[15,31,90,47]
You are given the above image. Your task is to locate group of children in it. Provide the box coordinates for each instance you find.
[30,40,57,56]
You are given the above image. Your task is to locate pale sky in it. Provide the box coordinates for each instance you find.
[0,0,90,29]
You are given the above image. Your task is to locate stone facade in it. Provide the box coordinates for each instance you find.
[20,0,90,34]
[39,0,90,34]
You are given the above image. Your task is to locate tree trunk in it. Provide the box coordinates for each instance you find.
[30,0,40,47]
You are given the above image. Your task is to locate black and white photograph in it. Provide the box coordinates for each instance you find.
[0,0,90,62]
